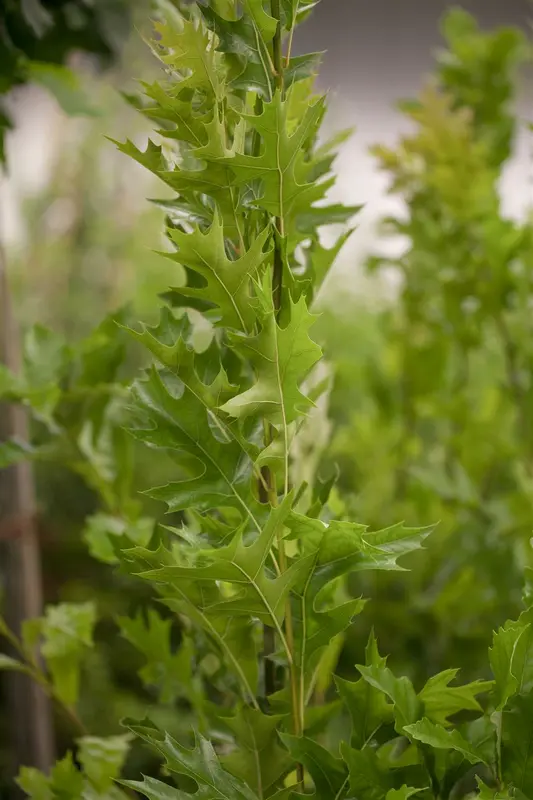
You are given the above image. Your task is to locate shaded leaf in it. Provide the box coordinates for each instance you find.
[118,610,192,704]
[77,734,131,792]
[83,513,153,565]
[0,653,33,676]
[221,281,322,426]
[222,90,329,225]
[280,734,347,797]
[164,215,272,332]
[122,718,259,800]
[131,367,260,522]
[341,742,392,800]
[336,632,393,748]
[222,707,290,795]
[489,618,532,710]
[41,602,97,707]
[17,753,83,800]
[357,661,421,734]
[419,669,493,725]
[386,787,426,800]
[501,693,533,796]
[404,718,489,765]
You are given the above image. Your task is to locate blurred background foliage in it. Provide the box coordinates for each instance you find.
[2,0,533,793]
[318,9,533,684]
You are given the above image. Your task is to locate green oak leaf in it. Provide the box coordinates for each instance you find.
[200,0,277,100]
[285,516,429,691]
[164,214,272,332]
[125,308,241,422]
[77,734,131,793]
[404,718,489,765]
[357,661,422,735]
[281,0,320,30]
[489,616,532,710]
[335,631,393,749]
[222,706,291,795]
[17,753,83,800]
[386,787,426,800]
[286,514,431,585]
[136,494,302,633]
[280,734,347,798]
[162,597,260,704]
[130,367,261,524]
[110,136,167,175]
[476,778,514,799]
[122,718,259,800]
[220,279,322,426]
[221,89,330,225]
[305,228,355,301]
[296,201,362,235]
[419,669,493,725]
[135,79,211,146]
[83,513,153,565]
[119,776,184,798]
[117,541,260,702]
[292,580,366,692]
[152,15,226,102]
[40,602,97,708]
[501,693,533,796]
[112,132,243,240]
[341,742,393,800]
[118,609,193,704]
[232,52,322,99]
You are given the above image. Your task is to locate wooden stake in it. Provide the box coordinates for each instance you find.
[0,244,55,781]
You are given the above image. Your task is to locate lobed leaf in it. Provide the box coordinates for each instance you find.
[404,718,490,765]
[122,718,260,800]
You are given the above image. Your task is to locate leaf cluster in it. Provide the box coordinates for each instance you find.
[5,5,533,800]
[323,8,533,683]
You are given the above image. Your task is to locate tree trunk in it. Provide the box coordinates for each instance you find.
[0,245,55,787]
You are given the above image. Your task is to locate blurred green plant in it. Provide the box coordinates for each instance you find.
[3,4,533,800]
[7,77,176,340]
[321,9,533,683]
[0,0,138,161]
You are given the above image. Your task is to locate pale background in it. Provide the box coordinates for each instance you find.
[1,0,532,299]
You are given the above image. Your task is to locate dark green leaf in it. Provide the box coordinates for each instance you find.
[341,742,392,800]
[280,734,347,797]
[404,718,490,765]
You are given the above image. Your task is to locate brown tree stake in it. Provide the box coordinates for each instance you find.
[0,244,55,782]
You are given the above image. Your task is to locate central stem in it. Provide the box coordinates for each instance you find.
[268,1,305,787]
[271,0,285,314]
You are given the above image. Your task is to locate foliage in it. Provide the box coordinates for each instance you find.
[6,75,175,341]
[2,4,533,800]
[0,0,139,163]
[321,8,533,684]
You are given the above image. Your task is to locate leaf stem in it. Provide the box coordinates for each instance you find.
[334,775,349,800]
[271,0,284,94]
[1,625,89,736]
[271,0,285,312]
[285,3,299,66]
[269,0,304,787]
